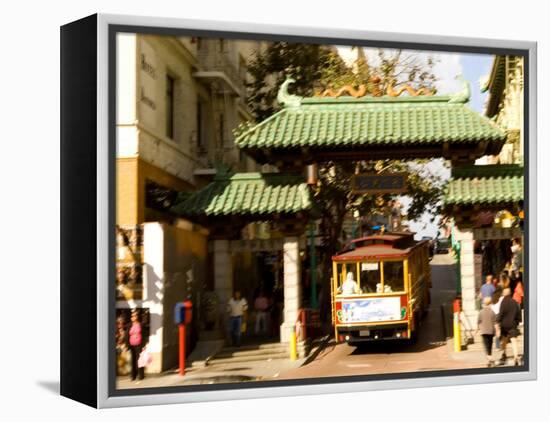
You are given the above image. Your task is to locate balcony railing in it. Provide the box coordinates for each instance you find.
[196,50,246,95]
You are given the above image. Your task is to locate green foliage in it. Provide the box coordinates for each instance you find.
[246,42,335,121]
[313,160,445,273]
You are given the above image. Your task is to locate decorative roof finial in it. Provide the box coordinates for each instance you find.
[479,74,490,93]
[448,74,471,103]
[277,76,302,108]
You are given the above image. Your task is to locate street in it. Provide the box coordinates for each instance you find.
[116,253,524,390]
[279,253,519,380]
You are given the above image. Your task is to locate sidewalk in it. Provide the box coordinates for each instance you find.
[117,336,330,389]
[117,357,302,389]
[448,325,525,368]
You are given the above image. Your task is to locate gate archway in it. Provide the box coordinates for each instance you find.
[175,77,510,344]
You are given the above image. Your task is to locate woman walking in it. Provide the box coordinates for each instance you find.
[497,288,522,366]
[478,297,497,367]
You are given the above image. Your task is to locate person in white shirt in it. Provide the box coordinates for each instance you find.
[376,283,393,293]
[491,293,504,350]
[340,272,360,295]
[227,290,248,347]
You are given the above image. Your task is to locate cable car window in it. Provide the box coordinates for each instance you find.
[360,262,380,293]
[383,261,405,292]
[337,263,360,295]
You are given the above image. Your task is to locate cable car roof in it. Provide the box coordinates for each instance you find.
[333,232,427,261]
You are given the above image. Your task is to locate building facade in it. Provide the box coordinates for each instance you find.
[481,55,524,165]
[447,55,525,333]
[115,33,268,373]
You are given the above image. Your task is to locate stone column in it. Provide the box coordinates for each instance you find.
[142,222,165,374]
[280,236,302,342]
[212,239,233,334]
[455,227,477,330]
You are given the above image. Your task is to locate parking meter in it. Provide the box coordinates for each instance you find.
[174,300,193,375]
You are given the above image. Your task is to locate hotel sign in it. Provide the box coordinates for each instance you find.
[352,173,407,194]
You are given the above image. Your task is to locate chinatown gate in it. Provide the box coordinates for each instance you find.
[173,77,508,345]
[442,164,524,331]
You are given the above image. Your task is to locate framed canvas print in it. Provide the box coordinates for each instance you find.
[60,13,537,408]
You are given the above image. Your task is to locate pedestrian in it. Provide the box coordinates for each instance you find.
[341,272,360,295]
[254,290,270,337]
[137,341,153,382]
[478,297,497,367]
[491,289,504,350]
[496,288,521,366]
[513,274,524,326]
[499,273,511,290]
[480,274,496,300]
[510,238,523,274]
[227,290,248,347]
[128,310,143,381]
[513,276,524,307]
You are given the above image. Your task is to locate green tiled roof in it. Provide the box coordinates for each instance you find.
[443,165,524,206]
[172,173,312,217]
[235,96,505,150]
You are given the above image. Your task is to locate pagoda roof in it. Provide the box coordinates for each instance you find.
[235,78,506,166]
[171,172,313,219]
[443,164,524,207]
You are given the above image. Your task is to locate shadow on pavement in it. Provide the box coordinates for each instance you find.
[36,380,59,395]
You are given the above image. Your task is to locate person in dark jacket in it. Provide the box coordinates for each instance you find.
[496,288,521,366]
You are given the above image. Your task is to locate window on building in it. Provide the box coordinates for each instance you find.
[239,55,247,85]
[165,74,175,139]
[218,113,225,146]
[197,101,205,152]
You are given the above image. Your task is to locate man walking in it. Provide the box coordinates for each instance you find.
[497,288,521,366]
[254,290,270,337]
[227,290,248,347]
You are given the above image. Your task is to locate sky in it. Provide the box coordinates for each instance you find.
[405,52,493,239]
[337,47,494,239]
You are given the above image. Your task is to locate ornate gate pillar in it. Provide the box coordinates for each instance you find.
[454,227,477,331]
[280,236,302,342]
[212,239,233,333]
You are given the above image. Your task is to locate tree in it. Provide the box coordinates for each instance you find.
[246,42,337,121]
[246,43,438,120]
[245,42,444,298]
[314,159,446,282]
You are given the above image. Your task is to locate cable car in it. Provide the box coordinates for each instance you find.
[331,232,431,345]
